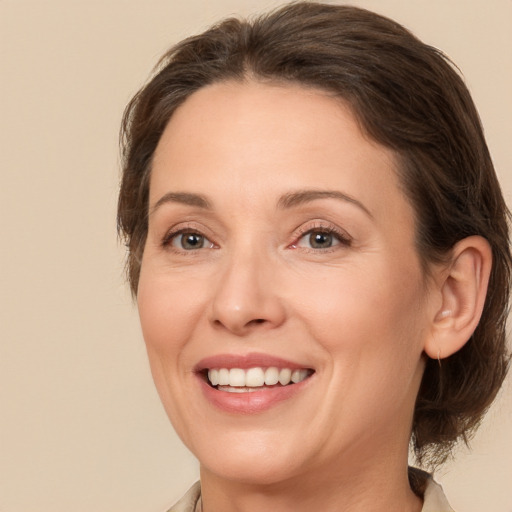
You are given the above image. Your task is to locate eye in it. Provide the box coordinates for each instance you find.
[302,231,338,249]
[164,230,215,251]
[292,225,351,251]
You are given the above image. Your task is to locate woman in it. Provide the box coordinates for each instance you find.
[118,3,510,511]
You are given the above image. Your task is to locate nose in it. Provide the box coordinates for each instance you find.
[209,248,286,336]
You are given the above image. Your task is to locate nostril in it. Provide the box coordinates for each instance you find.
[212,317,266,331]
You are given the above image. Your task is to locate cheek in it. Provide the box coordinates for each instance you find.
[136,270,204,423]
[289,256,427,362]
[137,267,206,354]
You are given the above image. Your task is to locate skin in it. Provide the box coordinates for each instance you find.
[137,80,441,512]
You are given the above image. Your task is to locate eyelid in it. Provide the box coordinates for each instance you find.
[159,219,351,252]
[289,220,352,249]
[161,222,217,250]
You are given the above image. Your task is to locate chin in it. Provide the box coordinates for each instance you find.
[191,429,309,486]
[202,453,303,486]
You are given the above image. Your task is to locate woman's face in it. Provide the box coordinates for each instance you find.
[138,81,434,485]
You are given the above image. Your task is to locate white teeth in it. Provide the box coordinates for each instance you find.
[207,366,312,388]
[246,367,265,387]
[218,368,230,386]
[217,386,261,393]
[208,369,219,386]
[291,369,309,383]
[278,368,292,385]
[229,368,246,387]
[264,367,279,385]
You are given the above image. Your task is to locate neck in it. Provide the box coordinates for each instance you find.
[199,451,423,512]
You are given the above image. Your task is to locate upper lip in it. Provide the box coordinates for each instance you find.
[194,352,313,372]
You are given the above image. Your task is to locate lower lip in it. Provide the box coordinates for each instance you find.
[197,375,312,414]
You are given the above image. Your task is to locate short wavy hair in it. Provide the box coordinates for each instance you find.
[118,1,511,466]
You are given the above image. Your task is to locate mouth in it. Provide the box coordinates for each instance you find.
[194,353,316,412]
[203,366,315,393]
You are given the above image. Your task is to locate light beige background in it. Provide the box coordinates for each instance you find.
[1,1,511,511]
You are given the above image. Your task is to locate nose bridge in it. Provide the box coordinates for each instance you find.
[210,234,285,334]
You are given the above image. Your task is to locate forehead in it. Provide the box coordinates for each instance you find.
[150,80,411,222]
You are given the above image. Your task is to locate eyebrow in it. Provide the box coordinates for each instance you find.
[150,192,211,215]
[150,189,372,218]
[277,189,373,218]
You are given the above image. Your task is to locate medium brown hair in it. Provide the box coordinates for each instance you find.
[118,1,511,466]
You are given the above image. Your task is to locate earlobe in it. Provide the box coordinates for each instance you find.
[424,236,492,360]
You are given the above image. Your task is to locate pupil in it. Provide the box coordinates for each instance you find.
[182,233,203,249]
[310,232,332,248]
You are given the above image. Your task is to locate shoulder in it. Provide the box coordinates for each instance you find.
[165,481,201,512]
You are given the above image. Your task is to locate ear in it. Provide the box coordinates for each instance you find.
[424,236,492,360]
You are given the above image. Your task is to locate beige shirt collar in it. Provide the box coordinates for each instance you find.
[421,476,455,512]
[167,477,455,512]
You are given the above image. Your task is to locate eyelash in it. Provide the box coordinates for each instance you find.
[161,225,216,252]
[290,222,352,251]
[161,222,352,253]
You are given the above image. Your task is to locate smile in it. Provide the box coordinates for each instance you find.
[195,353,315,412]
[207,367,313,392]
